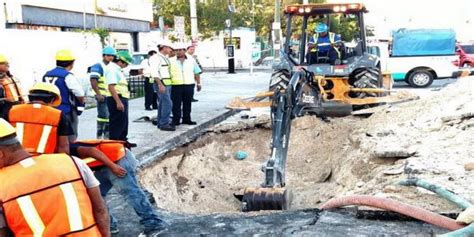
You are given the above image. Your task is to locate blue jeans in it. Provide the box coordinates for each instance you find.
[94,150,166,232]
[154,84,172,127]
[96,99,109,139]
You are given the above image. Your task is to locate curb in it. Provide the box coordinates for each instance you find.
[136,109,238,169]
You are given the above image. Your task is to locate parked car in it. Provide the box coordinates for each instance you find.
[454,44,474,68]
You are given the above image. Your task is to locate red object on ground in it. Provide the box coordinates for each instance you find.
[320,195,466,231]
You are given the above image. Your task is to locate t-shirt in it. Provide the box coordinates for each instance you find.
[65,74,85,97]
[89,62,108,80]
[140,58,152,78]
[0,157,99,229]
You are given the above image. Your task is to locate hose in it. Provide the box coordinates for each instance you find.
[440,223,474,237]
[398,178,474,237]
[398,178,472,209]
[320,195,465,231]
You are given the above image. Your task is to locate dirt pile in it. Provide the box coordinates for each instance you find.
[139,77,473,214]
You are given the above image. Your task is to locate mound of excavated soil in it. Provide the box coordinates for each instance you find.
[139,77,474,214]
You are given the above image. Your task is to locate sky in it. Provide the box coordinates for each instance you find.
[328,0,474,41]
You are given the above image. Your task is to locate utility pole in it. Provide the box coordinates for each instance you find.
[190,0,198,40]
[227,1,235,73]
[272,0,281,60]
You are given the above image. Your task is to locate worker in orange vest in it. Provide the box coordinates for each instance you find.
[5,82,74,154]
[0,54,25,118]
[70,139,168,236]
[0,118,110,236]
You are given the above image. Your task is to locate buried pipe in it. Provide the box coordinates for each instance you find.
[398,178,472,210]
[398,178,474,237]
[320,195,465,231]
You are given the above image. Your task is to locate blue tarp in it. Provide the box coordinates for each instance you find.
[391,29,456,56]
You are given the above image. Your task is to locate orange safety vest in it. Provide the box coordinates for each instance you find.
[0,154,101,236]
[1,75,23,102]
[75,139,126,168]
[8,103,62,154]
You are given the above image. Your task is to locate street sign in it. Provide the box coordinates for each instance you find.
[224,37,240,49]
[251,42,261,62]
[174,16,185,41]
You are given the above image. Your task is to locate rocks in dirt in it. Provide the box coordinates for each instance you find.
[465,163,474,171]
[383,185,402,193]
[373,142,417,159]
[382,164,405,175]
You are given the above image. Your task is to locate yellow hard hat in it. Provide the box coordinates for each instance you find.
[0,118,16,139]
[55,49,75,61]
[0,54,7,63]
[28,82,62,107]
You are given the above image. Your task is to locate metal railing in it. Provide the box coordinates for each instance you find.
[127,75,146,99]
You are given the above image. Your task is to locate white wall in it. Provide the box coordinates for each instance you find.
[0,29,102,95]
[196,28,256,69]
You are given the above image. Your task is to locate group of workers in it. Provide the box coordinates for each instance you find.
[0,45,176,236]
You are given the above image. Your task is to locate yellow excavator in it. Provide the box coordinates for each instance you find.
[228,3,408,212]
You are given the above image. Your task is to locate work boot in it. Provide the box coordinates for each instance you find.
[159,125,176,131]
[182,120,197,125]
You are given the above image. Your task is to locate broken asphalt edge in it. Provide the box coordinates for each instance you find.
[136,109,239,169]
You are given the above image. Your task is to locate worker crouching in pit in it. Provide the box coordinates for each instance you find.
[71,139,168,236]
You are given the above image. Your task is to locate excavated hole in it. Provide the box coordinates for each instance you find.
[138,116,395,215]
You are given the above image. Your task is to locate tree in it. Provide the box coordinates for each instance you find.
[153,0,324,40]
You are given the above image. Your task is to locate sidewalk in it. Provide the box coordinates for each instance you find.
[78,71,271,164]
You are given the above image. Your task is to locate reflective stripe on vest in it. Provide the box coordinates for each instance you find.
[9,103,61,154]
[1,76,22,102]
[311,32,340,57]
[0,154,101,236]
[158,55,172,86]
[97,76,111,96]
[89,63,111,97]
[170,58,196,85]
[75,139,126,168]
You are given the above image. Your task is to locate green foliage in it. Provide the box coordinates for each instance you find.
[73,27,110,46]
[90,28,110,47]
[153,0,325,40]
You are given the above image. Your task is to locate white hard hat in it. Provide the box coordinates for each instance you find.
[157,40,174,49]
[173,42,190,50]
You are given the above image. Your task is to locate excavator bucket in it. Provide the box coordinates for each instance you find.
[225,91,275,110]
[241,187,293,212]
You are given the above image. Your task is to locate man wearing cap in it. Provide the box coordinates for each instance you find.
[105,51,134,144]
[88,46,117,139]
[307,22,342,65]
[43,49,85,140]
[0,118,110,237]
[170,42,202,126]
[149,41,175,131]
[0,54,25,119]
[4,82,73,155]
[141,50,158,111]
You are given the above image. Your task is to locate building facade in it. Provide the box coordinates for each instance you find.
[1,0,154,51]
